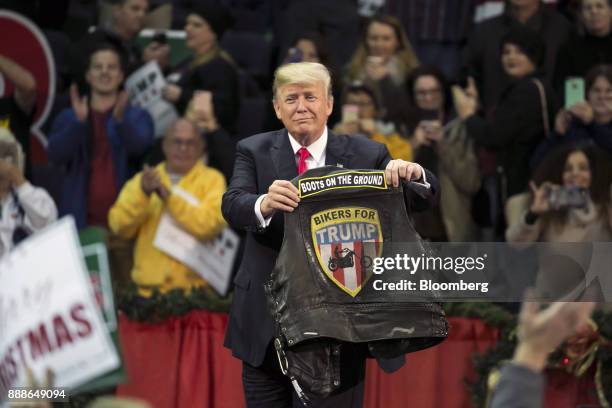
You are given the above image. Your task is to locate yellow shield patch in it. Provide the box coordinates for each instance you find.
[311,207,383,297]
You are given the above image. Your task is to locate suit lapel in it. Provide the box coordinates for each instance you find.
[271,130,352,180]
[325,131,352,168]
[271,129,298,180]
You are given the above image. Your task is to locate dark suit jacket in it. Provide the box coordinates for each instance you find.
[221,129,439,366]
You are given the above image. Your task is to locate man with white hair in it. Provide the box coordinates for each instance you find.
[222,62,439,407]
[0,127,57,258]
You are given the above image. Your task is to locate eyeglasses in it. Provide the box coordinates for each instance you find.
[346,100,374,107]
[415,88,441,98]
[167,138,200,150]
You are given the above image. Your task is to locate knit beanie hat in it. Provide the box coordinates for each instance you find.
[191,4,233,38]
[500,26,546,68]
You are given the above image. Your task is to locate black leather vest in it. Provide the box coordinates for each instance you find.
[265,167,447,401]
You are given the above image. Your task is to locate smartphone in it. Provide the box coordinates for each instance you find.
[546,186,587,210]
[342,104,359,123]
[193,91,212,116]
[285,47,303,64]
[564,77,585,109]
[418,109,439,121]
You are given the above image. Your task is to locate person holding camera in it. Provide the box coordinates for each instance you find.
[333,82,412,162]
[506,144,612,243]
[344,15,419,125]
[406,65,481,242]
[531,65,612,168]
[0,127,57,259]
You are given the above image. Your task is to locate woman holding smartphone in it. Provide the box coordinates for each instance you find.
[344,15,419,124]
[406,65,481,242]
[333,82,412,161]
[532,65,612,167]
[506,144,612,243]
[554,0,612,94]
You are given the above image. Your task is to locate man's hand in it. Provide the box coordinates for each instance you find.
[513,295,595,372]
[385,159,423,188]
[113,90,129,121]
[0,160,25,187]
[141,165,160,196]
[260,180,300,218]
[155,183,170,201]
[70,84,88,123]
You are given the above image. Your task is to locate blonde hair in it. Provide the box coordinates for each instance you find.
[346,15,419,83]
[272,62,332,100]
[0,127,24,173]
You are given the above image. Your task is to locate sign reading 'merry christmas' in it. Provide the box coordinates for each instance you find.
[0,218,120,400]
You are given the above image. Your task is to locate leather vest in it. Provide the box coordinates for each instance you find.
[265,166,448,402]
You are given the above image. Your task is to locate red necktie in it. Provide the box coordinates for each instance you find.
[297,147,311,175]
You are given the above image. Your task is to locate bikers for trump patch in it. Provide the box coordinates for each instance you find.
[298,170,387,198]
[311,207,383,297]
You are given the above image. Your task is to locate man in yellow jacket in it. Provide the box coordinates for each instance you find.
[108,118,226,295]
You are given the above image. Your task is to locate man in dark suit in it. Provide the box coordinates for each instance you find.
[222,62,439,407]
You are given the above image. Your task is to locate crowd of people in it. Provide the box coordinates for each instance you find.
[0,0,610,256]
[0,0,611,406]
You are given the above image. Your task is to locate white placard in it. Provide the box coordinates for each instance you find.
[153,211,239,296]
[125,61,178,137]
[0,218,120,401]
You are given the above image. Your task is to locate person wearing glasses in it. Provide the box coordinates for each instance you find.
[108,117,226,295]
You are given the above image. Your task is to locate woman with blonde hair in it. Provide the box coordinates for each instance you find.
[345,15,419,123]
[0,127,57,258]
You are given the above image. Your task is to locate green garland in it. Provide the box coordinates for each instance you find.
[442,303,612,408]
[117,283,232,324]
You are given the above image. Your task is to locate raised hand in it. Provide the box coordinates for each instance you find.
[141,165,160,196]
[113,90,130,121]
[70,83,88,123]
[554,109,572,135]
[513,293,595,372]
[529,181,553,215]
[568,101,594,125]
[0,159,25,187]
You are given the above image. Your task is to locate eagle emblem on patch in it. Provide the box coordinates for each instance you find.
[311,207,383,297]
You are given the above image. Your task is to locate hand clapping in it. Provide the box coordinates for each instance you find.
[141,165,169,200]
